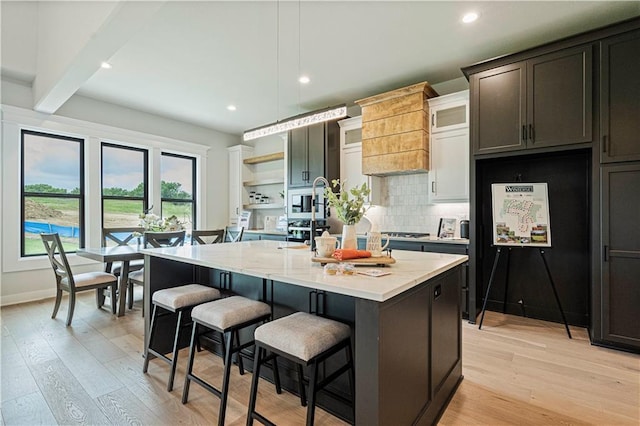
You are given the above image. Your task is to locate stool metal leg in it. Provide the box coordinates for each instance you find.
[167,310,183,392]
[143,304,159,373]
[234,330,245,375]
[272,353,282,394]
[296,363,307,407]
[181,322,199,404]
[346,342,355,421]
[306,361,319,426]
[246,346,263,426]
[218,331,234,426]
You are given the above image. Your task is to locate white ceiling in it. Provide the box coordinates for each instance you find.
[2,1,640,136]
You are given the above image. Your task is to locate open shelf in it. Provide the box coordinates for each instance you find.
[243,177,285,187]
[243,151,284,164]
[243,203,285,210]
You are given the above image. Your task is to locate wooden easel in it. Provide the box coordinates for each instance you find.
[478,246,572,339]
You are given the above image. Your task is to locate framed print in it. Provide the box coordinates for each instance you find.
[438,218,456,239]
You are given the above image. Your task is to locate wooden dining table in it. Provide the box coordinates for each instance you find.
[76,245,144,317]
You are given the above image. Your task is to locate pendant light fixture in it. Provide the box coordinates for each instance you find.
[243,104,347,141]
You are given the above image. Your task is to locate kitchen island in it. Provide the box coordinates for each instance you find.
[141,240,467,425]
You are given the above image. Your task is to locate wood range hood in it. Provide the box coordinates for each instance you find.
[355,81,438,176]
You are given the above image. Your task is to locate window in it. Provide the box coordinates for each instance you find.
[101,143,148,228]
[161,153,196,231]
[21,130,84,256]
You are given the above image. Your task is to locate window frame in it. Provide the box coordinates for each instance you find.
[160,152,197,228]
[20,130,85,257]
[100,142,149,228]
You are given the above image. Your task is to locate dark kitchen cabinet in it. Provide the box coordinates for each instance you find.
[464,17,640,353]
[431,267,461,396]
[600,29,640,163]
[356,236,470,319]
[288,120,340,188]
[242,232,287,242]
[471,45,592,155]
[599,164,640,350]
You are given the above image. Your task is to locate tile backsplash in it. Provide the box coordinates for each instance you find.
[362,174,469,237]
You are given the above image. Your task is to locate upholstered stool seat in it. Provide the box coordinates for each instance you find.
[182,296,275,426]
[255,312,350,362]
[143,284,221,392]
[153,284,221,310]
[248,312,355,426]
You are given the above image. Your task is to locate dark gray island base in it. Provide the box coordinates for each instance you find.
[142,241,465,425]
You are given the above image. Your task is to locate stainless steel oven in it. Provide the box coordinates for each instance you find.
[287,188,326,220]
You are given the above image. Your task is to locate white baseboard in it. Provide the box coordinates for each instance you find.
[1,289,55,307]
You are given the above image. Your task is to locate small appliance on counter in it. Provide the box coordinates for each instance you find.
[460,220,469,239]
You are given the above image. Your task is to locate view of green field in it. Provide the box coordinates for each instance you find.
[24,182,193,255]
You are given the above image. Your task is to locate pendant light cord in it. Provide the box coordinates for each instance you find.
[297,0,301,115]
[276,0,280,123]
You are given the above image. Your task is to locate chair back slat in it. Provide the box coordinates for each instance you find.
[40,233,75,289]
[191,229,225,245]
[224,226,244,243]
[102,227,145,247]
[144,230,186,248]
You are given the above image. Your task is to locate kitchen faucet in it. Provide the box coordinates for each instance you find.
[310,176,329,252]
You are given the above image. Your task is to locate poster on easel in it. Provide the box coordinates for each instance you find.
[491,183,551,247]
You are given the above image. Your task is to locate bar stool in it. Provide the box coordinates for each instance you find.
[247,312,355,426]
[182,295,275,426]
[143,284,221,392]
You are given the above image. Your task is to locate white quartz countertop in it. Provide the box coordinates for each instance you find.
[141,240,468,302]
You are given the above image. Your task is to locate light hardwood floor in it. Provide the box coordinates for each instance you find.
[1,291,638,425]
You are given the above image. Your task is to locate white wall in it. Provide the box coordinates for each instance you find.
[1,78,241,306]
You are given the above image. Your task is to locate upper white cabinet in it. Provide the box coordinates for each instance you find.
[430,90,469,134]
[427,91,470,203]
[338,116,381,205]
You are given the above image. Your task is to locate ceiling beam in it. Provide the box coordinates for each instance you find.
[33,1,165,114]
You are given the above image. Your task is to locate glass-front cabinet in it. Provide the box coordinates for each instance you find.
[427,90,470,203]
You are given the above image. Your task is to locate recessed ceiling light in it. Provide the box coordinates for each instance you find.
[462,12,479,24]
[227,105,237,111]
[298,75,310,84]
[100,61,112,69]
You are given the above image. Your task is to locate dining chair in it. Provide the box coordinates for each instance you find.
[41,233,118,326]
[224,226,244,243]
[191,229,225,245]
[127,230,186,312]
[100,227,145,307]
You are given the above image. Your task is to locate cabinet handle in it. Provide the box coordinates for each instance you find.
[603,245,608,262]
[432,114,435,127]
[528,124,534,142]
[431,181,436,193]
[522,125,526,141]
[602,135,608,153]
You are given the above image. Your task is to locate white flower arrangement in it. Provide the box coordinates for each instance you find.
[134,213,184,236]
